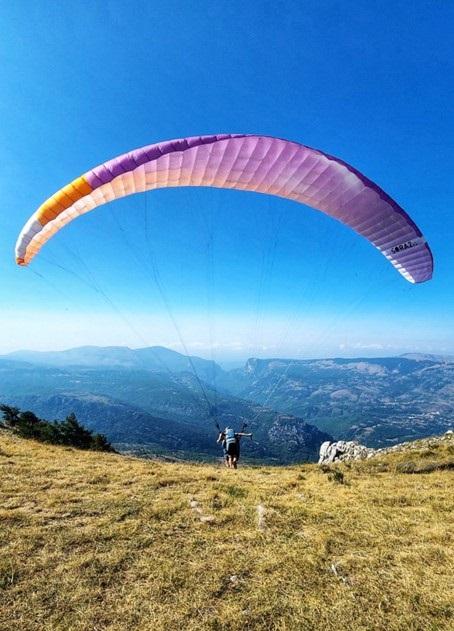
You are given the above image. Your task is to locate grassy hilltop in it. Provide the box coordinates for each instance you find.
[1,430,453,631]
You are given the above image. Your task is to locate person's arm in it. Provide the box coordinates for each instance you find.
[236,432,252,438]
[216,432,224,443]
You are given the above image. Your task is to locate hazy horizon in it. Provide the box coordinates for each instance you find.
[3,339,453,367]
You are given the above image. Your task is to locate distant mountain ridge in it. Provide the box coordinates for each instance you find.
[2,345,453,454]
[221,355,454,445]
[5,345,453,371]
[400,352,454,363]
[4,344,222,370]
[0,350,331,462]
[4,345,223,385]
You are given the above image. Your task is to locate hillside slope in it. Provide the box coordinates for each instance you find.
[1,431,453,631]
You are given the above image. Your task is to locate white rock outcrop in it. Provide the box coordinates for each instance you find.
[318,440,375,464]
[318,430,453,464]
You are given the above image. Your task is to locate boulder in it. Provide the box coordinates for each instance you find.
[318,440,374,464]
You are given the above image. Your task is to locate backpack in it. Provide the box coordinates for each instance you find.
[225,428,236,446]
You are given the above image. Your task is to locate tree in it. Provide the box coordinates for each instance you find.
[0,404,21,427]
[18,410,40,425]
[59,413,94,449]
[91,432,115,453]
[58,413,115,452]
[14,410,42,439]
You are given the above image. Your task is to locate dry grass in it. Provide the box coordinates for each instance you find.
[1,430,453,631]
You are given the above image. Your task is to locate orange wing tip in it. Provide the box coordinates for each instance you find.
[16,257,26,266]
[35,176,93,227]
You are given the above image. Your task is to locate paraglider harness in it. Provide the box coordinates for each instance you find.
[224,427,238,457]
[214,410,250,459]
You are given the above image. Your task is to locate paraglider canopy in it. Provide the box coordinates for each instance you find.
[15,134,433,283]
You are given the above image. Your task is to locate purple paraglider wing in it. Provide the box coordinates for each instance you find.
[15,134,433,283]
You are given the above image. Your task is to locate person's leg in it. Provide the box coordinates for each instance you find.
[227,444,235,468]
[232,443,239,468]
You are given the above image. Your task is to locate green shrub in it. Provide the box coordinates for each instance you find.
[328,469,345,484]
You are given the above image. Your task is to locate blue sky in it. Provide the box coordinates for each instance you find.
[0,1,453,361]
